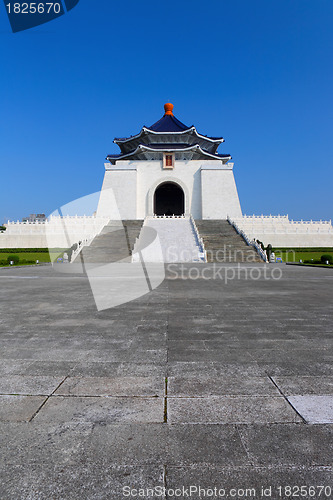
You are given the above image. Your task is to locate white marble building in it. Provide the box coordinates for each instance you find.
[0,103,332,249]
[97,103,242,220]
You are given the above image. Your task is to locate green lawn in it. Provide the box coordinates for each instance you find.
[273,248,333,263]
[0,252,51,266]
[0,249,68,267]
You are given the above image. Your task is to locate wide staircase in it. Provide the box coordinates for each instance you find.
[75,220,143,264]
[195,220,264,263]
[74,218,263,265]
[133,217,205,263]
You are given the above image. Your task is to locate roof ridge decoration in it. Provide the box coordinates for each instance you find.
[108,103,230,163]
[164,103,174,115]
[114,103,224,144]
[107,144,231,162]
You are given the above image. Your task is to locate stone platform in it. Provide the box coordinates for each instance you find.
[0,263,332,499]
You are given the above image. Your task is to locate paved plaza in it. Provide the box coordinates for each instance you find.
[0,263,332,499]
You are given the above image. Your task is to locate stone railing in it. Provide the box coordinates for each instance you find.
[233,215,333,239]
[6,214,100,225]
[151,214,186,219]
[227,216,268,262]
[235,215,333,233]
[241,214,332,225]
[189,215,207,262]
[70,237,94,263]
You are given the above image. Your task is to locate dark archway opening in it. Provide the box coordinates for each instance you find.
[154,182,185,216]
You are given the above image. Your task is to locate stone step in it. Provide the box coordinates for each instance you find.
[195,220,264,263]
[75,220,144,264]
[134,217,204,263]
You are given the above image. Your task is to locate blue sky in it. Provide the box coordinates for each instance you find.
[1,0,332,223]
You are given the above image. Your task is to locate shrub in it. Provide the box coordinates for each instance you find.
[0,248,50,253]
[0,248,66,254]
[7,255,20,265]
[321,254,333,264]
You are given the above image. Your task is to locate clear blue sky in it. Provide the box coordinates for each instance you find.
[1,0,332,223]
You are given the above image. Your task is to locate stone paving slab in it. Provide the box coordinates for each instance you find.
[238,424,333,466]
[166,465,333,500]
[0,395,46,422]
[33,396,164,424]
[15,360,77,376]
[287,396,333,423]
[0,375,64,395]
[273,376,333,395]
[0,421,93,466]
[168,374,280,396]
[167,396,302,424]
[0,264,332,498]
[0,359,34,376]
[212,363,267,377]
[168,347,254,363]
[55,376,164,397]
[252,349,333,363]
[166,362,219,376]
[71,361,166,377]
[240,339,333,350]
[83,423,250,466]
[0,464,165,500]
[261,361,333,377]
[0,347,167,364]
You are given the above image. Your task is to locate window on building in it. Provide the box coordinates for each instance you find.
[163,153,174,169]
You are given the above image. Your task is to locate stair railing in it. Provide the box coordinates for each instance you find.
[227,216,268,262]
[70,236,94,263]
[132,217,148,259]
[152,214,186,219]
[190,215,207,262]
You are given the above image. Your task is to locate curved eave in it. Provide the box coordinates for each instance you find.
[114,126,224,145]
[107,144,231,162]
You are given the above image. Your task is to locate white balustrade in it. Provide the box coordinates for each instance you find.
[227,216,268,262]
[189,215,207,262]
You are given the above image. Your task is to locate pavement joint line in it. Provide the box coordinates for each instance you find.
[164,278,169,425]
[156,464,333,471]
[165,395,286,399]
[28,375,69,423]
[139,250,153,292]
[0,393,54,397]
[49,395,162,398]
[163,464,168,499]
[164,378,168,423]
[267,375,308,424]
[235,424,255,466]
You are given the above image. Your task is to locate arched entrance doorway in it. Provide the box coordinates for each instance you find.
[154,182,185,216]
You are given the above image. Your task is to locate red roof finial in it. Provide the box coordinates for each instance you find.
[164,103,174,116]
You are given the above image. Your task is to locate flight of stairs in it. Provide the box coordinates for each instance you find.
[74,219,263,265]
[133,217,205,263]
[195,220,264,263]
[75,220,143,264]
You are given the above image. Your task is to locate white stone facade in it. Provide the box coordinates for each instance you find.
[0,216,108,249]
[1,101,332,251]
[96,160,242,220]
[232,215,333,248]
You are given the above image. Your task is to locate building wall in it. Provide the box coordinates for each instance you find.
[0,216,108,249]
[201,165,242,219]
[97,159,242,220]
[136,159,201,218]
[232,216,333,247]
[96,165,137,219]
